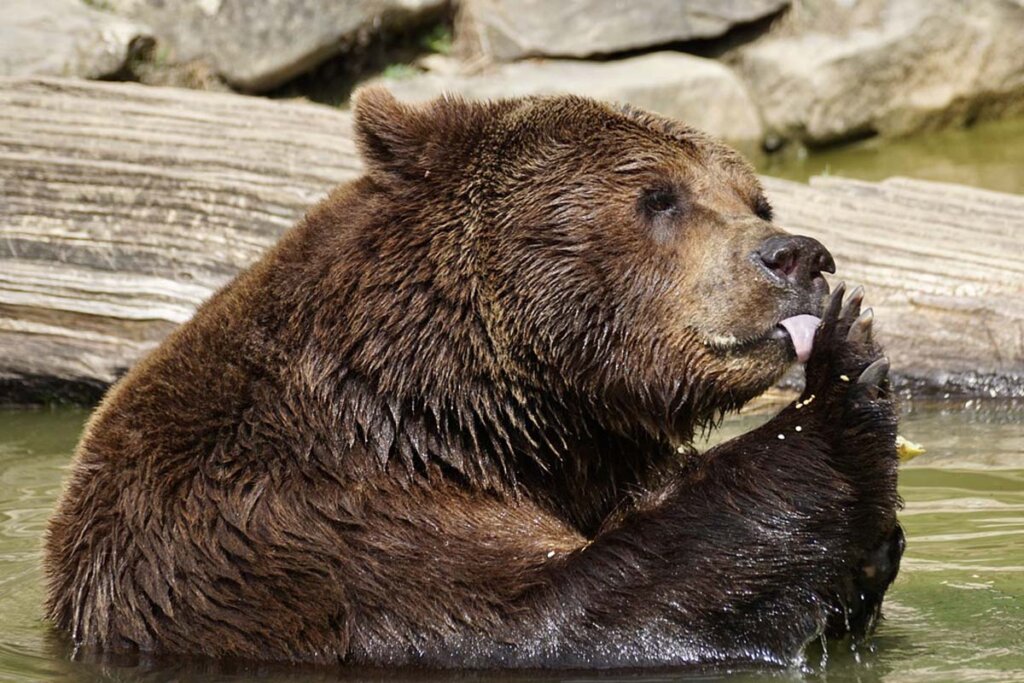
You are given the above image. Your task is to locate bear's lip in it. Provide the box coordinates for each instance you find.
[705,309,823,362]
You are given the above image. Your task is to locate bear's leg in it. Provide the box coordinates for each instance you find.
[824,522,905,639]
[780,282,904,638]
[695,283,904,642]
[507,286,902,667]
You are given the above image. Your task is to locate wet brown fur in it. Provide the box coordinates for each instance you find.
[44,91,902,668]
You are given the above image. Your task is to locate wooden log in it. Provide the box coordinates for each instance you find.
[1,76,1021,403]
[0,77,361,402]
[763,176,1024,396]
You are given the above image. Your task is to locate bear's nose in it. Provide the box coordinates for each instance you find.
[755,235,835,288]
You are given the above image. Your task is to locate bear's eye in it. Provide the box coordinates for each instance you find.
[639,187,679,216]
[754,194,773,221]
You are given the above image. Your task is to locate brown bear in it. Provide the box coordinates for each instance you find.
[44,89,903,669]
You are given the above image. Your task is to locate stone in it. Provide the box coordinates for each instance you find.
[455,0,790,62]
[0,0,149,79]
[103,0,448,91]
[734,0,1024,145]
[372,52,765,148]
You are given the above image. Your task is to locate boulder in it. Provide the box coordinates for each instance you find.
[103,0,448,91]
[455,0,790,61]
[373,53,765,148]
[734,0,1024,145]
[0,0,148,79]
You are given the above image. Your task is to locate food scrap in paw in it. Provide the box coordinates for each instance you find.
[794,393,816,409]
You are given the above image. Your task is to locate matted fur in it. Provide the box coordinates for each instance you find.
[44,90,902,668]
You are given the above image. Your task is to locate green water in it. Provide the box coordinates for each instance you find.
[0,401,1021,682]
[758,116,1024,195]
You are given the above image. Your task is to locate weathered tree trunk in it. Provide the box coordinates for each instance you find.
[0,77,360,402]
[1,77,1021,403]
[763,176,1024,397]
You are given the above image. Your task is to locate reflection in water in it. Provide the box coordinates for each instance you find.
[757,116,1024,195]
[0,401,1022,682]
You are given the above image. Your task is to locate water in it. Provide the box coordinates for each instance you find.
[0,401,1021,682]
[757,116,1024,195]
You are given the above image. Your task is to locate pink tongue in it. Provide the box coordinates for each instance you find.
[779,314,821,364]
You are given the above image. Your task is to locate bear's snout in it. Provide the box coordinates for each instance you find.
[753,234,835,291]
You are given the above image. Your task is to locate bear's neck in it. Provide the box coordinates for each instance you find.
[321,368,674,534]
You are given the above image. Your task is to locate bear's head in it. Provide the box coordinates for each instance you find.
[350,89,833,445]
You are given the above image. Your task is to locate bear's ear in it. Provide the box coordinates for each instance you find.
[353,87,479,179]
[353,87,433,178]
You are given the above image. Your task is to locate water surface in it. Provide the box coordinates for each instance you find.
[758,116,1024,195]
[0,401,1021,682]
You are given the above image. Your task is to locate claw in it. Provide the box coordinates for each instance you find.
[840,286,865,323]
[857,356,889,398]
[847,308,874,344]
[824,281,846,326]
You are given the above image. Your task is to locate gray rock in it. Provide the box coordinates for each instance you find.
[455,0,790,61]
[0,0,148,79]
[105,0,448,91]
[372,52,765,147]
[734,0,1024,145]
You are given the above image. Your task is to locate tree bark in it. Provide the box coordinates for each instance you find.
[1,77,1021,403]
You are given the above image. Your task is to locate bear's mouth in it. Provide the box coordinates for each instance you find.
[776,314,821,363]
[704,313,822,364]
